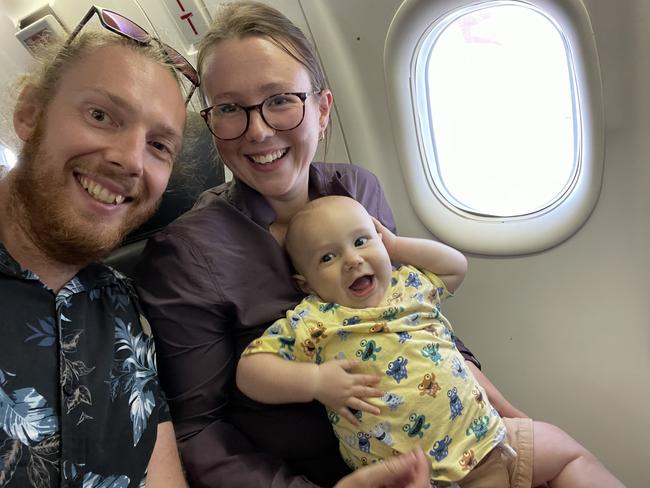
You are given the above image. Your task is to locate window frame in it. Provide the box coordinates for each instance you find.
[385,0,603,255]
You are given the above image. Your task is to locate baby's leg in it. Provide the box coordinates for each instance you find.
[531,421,624,488]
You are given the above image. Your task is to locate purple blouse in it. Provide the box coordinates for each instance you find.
[135,162,478,487]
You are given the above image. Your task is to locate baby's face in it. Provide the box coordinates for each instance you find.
[292,198,393,308]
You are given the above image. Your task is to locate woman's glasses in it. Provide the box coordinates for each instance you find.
[200,91,320,140]
[65,6,200,103]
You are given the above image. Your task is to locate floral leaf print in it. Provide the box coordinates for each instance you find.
[83,472,130,488]
[0,438,22,486]
[61,329,84,355]
[27,453,49,488]
[64,462,130,487]
[61,358,95,388]
[56,278,85,323]
[64,386,92,415]
[56,278,84,306]
[107,288,130,311]
[0,387,58,445]
[30,434,59,457]
[111,318,157,446]
[25,318,56,348]
[75,411,94,427]
[127,376,156,447]
[0,244,38,280]
[0,370,15,388]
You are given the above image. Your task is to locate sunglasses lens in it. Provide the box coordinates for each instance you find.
[101,10,150,43]
[163,43,200,86]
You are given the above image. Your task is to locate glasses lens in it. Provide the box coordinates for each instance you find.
[101,10,150,43]
[262,94,305,131]
[162,43,200,86]
[210,105,248,140]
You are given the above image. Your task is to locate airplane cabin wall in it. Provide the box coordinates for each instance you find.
[0,0,647,485]
[301,0,648,486]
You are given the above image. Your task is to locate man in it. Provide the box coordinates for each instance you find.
[0,13,191,487]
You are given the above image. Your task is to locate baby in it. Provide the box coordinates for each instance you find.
[237,195,624,487]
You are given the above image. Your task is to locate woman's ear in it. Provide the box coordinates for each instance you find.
[13,85,42,142]
[293,273,313,294]
[317,88,333,133]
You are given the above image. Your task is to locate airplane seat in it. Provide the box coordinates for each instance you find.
[104,111,225,277]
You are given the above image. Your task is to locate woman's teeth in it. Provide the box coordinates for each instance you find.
[249,149,287,164]
[78,175,126,205]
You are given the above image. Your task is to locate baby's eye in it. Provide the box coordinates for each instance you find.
[320,253,335,263]
[354,237,368,247]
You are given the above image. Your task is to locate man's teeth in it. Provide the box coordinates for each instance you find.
[79,176,126,205]
[250,149,285,164]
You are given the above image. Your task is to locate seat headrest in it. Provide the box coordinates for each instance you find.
[121,110,225,245]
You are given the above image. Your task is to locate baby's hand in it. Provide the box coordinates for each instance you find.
[313,359,383,425]
[372,217,398,259]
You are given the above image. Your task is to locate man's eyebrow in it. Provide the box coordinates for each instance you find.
[99,89,183,141]
[100,89,132,111]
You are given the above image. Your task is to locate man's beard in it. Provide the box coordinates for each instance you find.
[9,123,162,267]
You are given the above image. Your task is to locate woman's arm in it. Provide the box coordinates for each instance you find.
[135,232,323,488]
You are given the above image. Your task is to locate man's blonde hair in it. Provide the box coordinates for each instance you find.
[14,30,181,111]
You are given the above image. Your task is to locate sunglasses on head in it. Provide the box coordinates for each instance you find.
[66,6,200,104]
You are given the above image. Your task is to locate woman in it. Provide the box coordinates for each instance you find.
[135,2,520,486]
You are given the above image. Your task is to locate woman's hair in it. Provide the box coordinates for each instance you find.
[15,30,181,109]
[197,0,327,94]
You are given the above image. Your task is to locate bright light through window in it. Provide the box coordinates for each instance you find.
[1,146,17,173]
[427,4,577,217]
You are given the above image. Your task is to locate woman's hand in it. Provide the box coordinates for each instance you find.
[334,446,430,488]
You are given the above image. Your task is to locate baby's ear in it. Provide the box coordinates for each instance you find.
[293,274,313,294]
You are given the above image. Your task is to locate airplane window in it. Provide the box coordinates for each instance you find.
[385,0,603,255]
[425,5,575,217]
[0,146,17,177]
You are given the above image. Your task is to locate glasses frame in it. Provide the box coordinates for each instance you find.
[65,5,200,104]
[200,91,321,141]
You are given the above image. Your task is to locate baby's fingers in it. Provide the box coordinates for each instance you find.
[347,397,381,416]
[339,407,361,426]
[371,216,386,233]
[353,385,384,399]
[355,374,381,386]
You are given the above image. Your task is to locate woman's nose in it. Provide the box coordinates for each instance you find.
[244,109,275,142]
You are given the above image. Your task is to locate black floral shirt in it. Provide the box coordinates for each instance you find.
[0,243,170,488]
